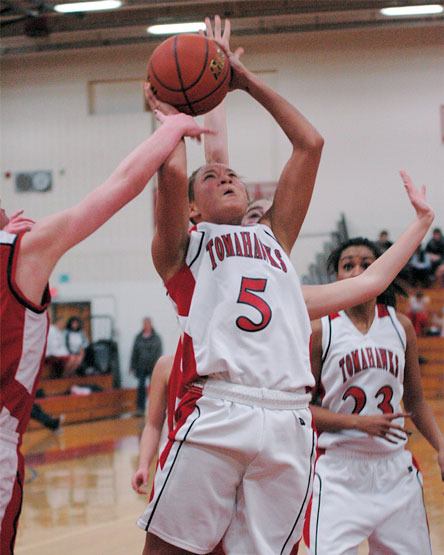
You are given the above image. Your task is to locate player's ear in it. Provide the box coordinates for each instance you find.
[189,201,201,223]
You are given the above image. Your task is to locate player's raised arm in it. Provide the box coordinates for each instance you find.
[16,111,209,304]
[146,91,194,283]
[303,171,434,319]
[208,16,324,254]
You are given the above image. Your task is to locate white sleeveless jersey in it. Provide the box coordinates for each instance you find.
[317,305,407,455]
[166,222,314,392]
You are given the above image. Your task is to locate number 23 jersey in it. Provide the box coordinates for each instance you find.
[317,305,407,454]
[165,222,314,392]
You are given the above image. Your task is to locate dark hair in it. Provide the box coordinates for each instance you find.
[327,237,406,307]
[188,167,203,202]
[66,316,83,331]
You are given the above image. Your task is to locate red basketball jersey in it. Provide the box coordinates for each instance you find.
[0,231,50,440]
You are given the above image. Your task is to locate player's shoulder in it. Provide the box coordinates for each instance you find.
[394,310,415,336]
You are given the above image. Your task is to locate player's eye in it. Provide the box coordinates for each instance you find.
[343,263,353,271]
[203,173,215,181]
[362,263,371,270]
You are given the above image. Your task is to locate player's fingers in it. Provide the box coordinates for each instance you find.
[387,412,411,420]
[9,210,24,220]
[214,14,222,39]
[378,433,398,445]
[153,109,165,123]
[205,17,213,38]
[388,424,412,436]
[222,17,231,42]
[234,46,244,60]
[385,430,407,441]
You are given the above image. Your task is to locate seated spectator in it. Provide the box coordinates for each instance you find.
[408,289,430,336]
[46,317,83,377]
[375,229,393,253]
[425,227,444,268]
[426,227,444,286]
[65,317,89,356]
[408,244,433,287]
[428,308,444,337]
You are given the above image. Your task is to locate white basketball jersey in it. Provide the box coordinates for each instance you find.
[317,305,407,454]
[166,222,314,392]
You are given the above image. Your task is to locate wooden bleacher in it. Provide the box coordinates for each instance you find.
[398,287,444,400]
[29,373,137,430]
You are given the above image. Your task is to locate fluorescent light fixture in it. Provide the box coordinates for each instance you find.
[147,22,206,35]
[380,4,443,16]
[54,0,122,13]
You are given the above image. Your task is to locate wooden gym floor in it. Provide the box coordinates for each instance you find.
[15,399,444,555]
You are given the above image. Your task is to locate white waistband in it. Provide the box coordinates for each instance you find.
[195,379,310,409]
[325,446,405,461]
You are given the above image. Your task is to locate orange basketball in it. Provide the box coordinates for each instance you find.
[147,34,231,116]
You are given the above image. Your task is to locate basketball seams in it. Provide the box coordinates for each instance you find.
[173,66,230,111]
[173,35,195,115]
[177,36,210,93]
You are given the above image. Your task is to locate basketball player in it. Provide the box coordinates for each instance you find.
[132,355,174,494]
[305,237,444,554]
[138,15,437,553]
[0,111,209,555]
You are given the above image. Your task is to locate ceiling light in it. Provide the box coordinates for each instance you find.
[380,4,443,16]
[54,0,122,13]
[147,22,206,35]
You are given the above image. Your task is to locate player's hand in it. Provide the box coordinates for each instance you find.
[205,15,248,91]
[4,210,35,234]
[131,467,149,494]
[354,412,412,444]
[144,82,178,116]
[400,170,435,222]
[144,82,212,142]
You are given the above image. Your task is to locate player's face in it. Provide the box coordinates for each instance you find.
[191,163,249,225]
[337,246,376,280]
[242,198,272,226]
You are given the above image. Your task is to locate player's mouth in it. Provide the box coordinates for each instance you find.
[222,188,235,197]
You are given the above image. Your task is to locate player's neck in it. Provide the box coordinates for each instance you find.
[345,299,377,331]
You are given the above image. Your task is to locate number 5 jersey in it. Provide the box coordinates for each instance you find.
[316,305,407,455]
[165,222,315,393]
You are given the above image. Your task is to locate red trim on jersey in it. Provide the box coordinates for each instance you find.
[159,386,203,470]
[290,538,300,554]
[0,451,24,555]
[377,304,389,318]
[302,495,312,548]
[165,264,195,317]
[8,233,50,313]
[329,312,340,320]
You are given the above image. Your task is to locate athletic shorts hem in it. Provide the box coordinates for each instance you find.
[146,525,212,554]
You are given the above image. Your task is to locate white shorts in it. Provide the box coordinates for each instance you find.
[138,380,315,555]
[305,448,431,555]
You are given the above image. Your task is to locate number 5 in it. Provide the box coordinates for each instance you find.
[236,277,272,332]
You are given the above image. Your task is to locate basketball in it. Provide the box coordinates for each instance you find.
[147,34,231,116]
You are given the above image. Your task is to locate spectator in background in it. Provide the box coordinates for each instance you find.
[408,289,430,336]
[375,229,393,253]
[425,227,444,287]
[65,317,89,371]
[45,316,83,377]
[130,318,162,416]
[408,244,433,287]
[425,227,444,268]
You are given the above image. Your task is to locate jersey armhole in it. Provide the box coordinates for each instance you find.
[321,315,332,364]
